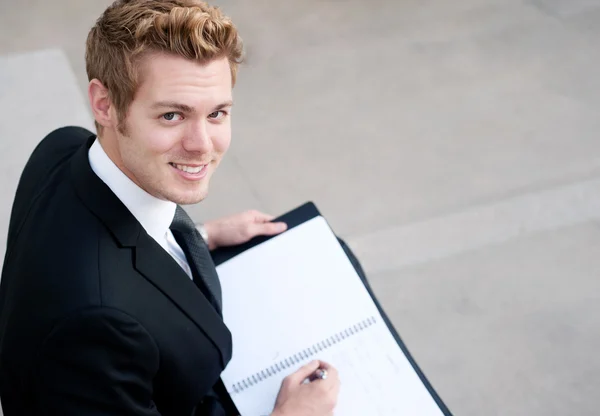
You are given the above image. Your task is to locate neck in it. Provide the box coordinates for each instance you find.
[96,132,143,191]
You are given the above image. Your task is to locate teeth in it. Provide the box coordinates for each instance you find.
[174,164,204,174]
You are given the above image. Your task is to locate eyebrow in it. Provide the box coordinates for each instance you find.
[213,100,234,111]
[151,100,233,113]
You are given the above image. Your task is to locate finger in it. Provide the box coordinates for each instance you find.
[250,210,276,223]
[314,362,339,385]
[327,365,339,381]
[315,360,336,373]
[250,221,287,237]
[330,375,341,396]
[288,360,322,384]
[311,368,338,389]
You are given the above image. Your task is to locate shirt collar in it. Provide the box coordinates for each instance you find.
[88,138,176,243]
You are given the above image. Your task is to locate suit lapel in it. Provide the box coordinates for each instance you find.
[133,234,232,367]
[70,135,232,367]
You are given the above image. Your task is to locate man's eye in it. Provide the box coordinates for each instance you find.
[162,112,182,121]
[208,111,225,119]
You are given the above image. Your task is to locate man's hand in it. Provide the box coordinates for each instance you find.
[203,210,287,250]
[271,360,340,416]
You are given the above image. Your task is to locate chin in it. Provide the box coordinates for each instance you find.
[167,187,209,206]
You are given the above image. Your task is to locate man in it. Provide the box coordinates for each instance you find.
[0,1,342,415]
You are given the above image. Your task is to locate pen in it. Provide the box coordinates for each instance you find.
[302,368,328,384]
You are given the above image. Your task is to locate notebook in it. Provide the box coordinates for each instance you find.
[212,202,452,416]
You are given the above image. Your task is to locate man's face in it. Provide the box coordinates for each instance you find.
[109,53,233,205]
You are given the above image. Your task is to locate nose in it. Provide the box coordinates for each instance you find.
[183,120,213,154]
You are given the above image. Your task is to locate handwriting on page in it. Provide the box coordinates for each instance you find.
[331,321,444,416]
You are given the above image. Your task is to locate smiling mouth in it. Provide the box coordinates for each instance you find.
[169,163,207,174]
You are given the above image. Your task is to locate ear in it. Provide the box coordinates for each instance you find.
[88,79,115,129]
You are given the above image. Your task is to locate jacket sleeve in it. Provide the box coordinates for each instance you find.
[32,307,163,415]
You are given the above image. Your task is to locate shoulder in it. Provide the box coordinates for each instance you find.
[34,126,94,158]
[6,126,95,245]
[21,126,93,186]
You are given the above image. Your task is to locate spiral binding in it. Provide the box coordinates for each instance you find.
[229,316,377,394]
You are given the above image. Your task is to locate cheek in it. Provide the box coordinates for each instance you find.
[126,109,183,156]
[212,125,232,154]
[144,128,184,158]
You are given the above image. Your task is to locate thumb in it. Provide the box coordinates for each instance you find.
[289,360,322,384]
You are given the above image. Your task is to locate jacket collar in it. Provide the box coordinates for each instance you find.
[69,135,232,367]
[87,138,177,248]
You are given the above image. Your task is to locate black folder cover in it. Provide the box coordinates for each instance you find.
[211,202,452,416]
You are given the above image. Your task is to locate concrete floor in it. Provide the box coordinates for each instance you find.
[1,0,600,414]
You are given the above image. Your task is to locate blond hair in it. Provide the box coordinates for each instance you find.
[85,0,243,132]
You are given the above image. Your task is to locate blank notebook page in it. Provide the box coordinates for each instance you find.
[217,216,444,416]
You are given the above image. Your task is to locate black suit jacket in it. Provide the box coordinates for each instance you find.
[0,127,236,415]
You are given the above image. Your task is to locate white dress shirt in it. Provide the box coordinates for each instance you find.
[88,138,193,279]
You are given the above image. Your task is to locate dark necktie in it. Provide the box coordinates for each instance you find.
[170,206,222,312]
